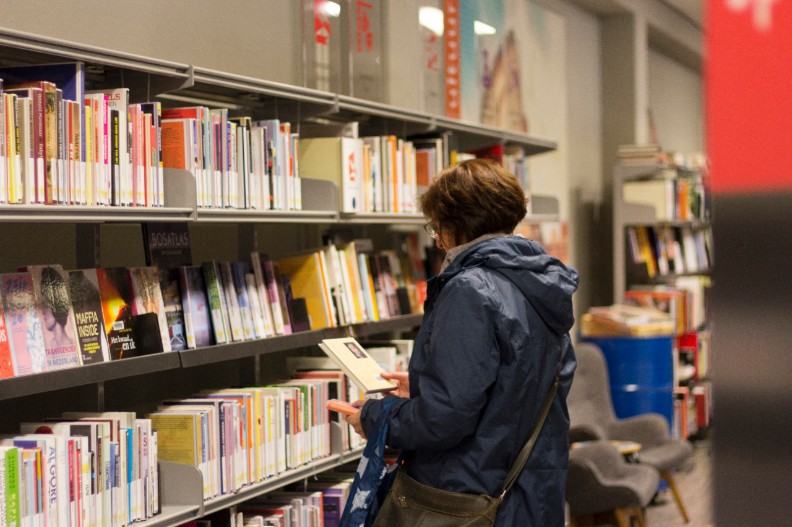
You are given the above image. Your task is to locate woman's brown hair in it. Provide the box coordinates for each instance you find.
[418,158,528,245]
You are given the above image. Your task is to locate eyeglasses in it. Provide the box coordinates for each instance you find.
[424,222,441,240]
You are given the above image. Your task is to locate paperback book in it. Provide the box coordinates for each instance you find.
[67,268,110,365]
[0,273,48,375]
[26,265,81,370]
[318,337,396,395]
[127,266,172,352]
[96,267,163,360]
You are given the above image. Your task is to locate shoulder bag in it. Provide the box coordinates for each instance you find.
[371,373,560,526]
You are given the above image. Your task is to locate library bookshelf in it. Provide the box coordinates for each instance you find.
[0,27,558,527]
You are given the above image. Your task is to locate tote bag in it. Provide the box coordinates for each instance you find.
[339,397,400,527]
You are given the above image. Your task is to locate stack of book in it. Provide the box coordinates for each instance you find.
[617,143,665,165]
[1,411,160,527]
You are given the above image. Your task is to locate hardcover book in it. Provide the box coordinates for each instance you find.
[67,268,110,365]
[178,266,214,349]
[127,266,172,352]
[0,273,48,375]
[26,265,81,370]
[142,222,192,352]
[277,251,335,331]
[318,337,396,395]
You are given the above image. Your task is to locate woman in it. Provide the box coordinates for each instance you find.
[346,158,579,525]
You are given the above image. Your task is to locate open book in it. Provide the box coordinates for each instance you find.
[318,337,397,395]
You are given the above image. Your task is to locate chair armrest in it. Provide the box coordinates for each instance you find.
[606,413,670,446]
[569,425,603,444]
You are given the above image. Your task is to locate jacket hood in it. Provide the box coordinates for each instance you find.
[442,235,579,335]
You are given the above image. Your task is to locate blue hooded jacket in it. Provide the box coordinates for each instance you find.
[360,235,579,526]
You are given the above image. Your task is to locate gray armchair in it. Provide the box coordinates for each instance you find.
[568,342,694,523]
[567,441,659,527]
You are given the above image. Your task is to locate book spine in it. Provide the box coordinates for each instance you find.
[177,267,196,350]
[201,263,228,345]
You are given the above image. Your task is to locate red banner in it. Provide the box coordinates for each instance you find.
[444,0,461,119]
[707,0,792,193]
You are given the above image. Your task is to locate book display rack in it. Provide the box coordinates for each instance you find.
[613,163,713,440]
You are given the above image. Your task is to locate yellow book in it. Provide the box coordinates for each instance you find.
[147,411,199,467]
[277,251,335,330]
[299,136,363,213]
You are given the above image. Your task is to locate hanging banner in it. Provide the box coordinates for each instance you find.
[444,0,461,118]
[707,0,792,193]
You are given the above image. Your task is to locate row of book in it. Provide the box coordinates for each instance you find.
[151,380,349,503]
[673,381,712,441]
[232,474,357,527]
[0,239,424,379]
[622,170,709,222]
[1,411,159,527]
[0,375,363,527]
[0,63,166,208]
[0,61,436,214]
[145,224,426,354]
[0,264,172,378]
[626,224,712,280]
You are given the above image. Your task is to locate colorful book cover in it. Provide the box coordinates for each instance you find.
[0,288,15,379]
[96,267,136,360]
[142,222,192,352]
[0,273,48,375]
[27,265,81,370]
[67,268,110,365]
[200,261,228,345]
[178,266,214,349]
[127,266,172,352]
[96,268,163,359]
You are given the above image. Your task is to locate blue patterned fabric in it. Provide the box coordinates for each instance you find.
[339,396,400,527]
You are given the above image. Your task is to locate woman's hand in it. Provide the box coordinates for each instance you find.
[345,399,367,439]
[381,371,410,398]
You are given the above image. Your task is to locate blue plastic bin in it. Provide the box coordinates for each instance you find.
[583,335,675,427]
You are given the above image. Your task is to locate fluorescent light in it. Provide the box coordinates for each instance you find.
[474,20,497,35]
[324,1,341,17]
[419,6,444,36]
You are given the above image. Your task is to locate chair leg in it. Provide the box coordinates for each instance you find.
[613,508,631,527]
[661,470,691,523]
[634,507,648,527]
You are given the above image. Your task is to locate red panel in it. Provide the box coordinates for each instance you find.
[707,0,792,194]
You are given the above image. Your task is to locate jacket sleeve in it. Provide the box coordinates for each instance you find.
[361,275,501,451]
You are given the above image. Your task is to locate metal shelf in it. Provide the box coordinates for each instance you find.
[195,209,339,224]
[351,313,424,337]
[0,352,183,401]
[201,448,364,517]
[178,328,347,368]
[338,212,425,225]
[0,205,195,223]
